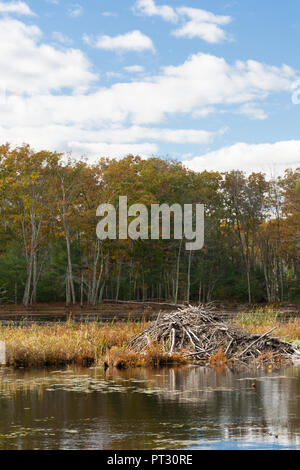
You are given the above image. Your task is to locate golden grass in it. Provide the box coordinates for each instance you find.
[255,351,284,366]
[1,308,299,369]
[208,348,228,366]
[233,308,300,343]
[104,344,188,369]
[0,320,148,367]
[0,319,187,368]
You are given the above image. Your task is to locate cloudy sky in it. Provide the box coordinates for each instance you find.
[0,0,300,173]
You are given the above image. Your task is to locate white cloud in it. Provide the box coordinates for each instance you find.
[237,103,268,120]
[0,1,34,15]
[0,123,216,151]
[93,126,216,144]
[0,47,295,129]
[137,127,216,144]
[134,0,232,43]
[192,107,216,118]
[0,50,295,132]
[83,30,155,53]
[67,141,158,159]
[105,71,122,79]
[102,11,118,17]
[173,7,231,43]
[177,6,230,25]
[0,18,97,95]
[69,4,83,18]
[51,31,73,45]
[0,121,159,158]
[184,141,300,174]
[134,0,178,22]
[124,65,145,73]
[0,17,298,163]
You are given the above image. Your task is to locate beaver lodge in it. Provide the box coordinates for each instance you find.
[127,305,299,365]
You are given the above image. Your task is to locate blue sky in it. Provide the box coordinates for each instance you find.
[0,0,300,173]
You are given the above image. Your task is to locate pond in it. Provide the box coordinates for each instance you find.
[0,364,300,450]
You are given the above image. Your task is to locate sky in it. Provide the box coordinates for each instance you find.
[0,0,300,174]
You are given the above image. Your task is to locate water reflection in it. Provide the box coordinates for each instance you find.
[0,365,300,449]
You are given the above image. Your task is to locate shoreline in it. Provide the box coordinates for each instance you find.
[0,307,299,369]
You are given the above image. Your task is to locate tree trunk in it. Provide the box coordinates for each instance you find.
[66,268,71,306]
[80,273,84,307]
[60,178,76,304]
[115,261,122,301]
[174,240,182,304]
[186,249,192,304]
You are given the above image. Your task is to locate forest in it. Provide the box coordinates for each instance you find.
[0,143,299,307]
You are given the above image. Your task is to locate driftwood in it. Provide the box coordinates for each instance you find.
[127,304,297,363]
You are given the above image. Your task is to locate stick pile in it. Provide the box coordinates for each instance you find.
[127,304,297,363]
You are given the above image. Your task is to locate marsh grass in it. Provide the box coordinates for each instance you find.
[235,307,279,328]
[0,320,148,367]
[208,348,228,367]
[1,307,300,369]
[104,344,188,369]
[233,307,300,343]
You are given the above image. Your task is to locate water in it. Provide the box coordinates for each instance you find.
[0,364,300,450]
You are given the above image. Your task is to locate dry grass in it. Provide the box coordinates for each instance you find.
[255,351,284,366]
[104,344,188,369]
[1,307,299,369]
[0,320,148,367]
[208,348,228,367]
[233,308,300,343]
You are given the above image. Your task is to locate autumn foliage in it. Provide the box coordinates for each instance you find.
[0,143,299,305]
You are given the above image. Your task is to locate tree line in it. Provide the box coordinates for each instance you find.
[0,144,299,306]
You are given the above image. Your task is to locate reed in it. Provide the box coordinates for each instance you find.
[104,344,188,369]
[0,320,148,367]
[208,348,228,366]
[1,308,299,369]
[233,309,300,343]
